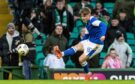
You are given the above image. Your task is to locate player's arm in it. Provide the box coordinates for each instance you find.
[99,21,107,41]
[92,20,107,41]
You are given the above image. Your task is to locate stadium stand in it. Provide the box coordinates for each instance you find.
[99,52,107,66]
[127,39,135,46]
[68,2,76,8]
[126,32,135,39]
[1,0,135,80]
[66,57,75,68]
[103,2,114,16]
[33,33,46,65]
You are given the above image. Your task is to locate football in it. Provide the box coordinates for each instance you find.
[16,44,29,56]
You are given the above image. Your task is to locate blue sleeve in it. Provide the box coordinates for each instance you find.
[99,22,107,36]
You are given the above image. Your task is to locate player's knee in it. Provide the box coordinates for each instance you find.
[74,43,83,50]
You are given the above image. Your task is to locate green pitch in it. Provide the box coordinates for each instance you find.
[0,80,135,84]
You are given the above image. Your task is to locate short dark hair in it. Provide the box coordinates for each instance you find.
[115,30,123,39]
[56,0,63,3]
[110,48,115,51]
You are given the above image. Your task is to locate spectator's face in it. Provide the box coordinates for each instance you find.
[103,15,110,22]
[119,12,126,21]
[56,1,65,10]
[96,3,102,9]
[117,34,124,42]
[7,27,15,35]
[55,25,63,35]
[111,19,119,27]
[110,50,117,58]
[22,24,28,32]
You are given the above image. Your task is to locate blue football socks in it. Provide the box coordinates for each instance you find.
[63,47,77,56]
[82,61,89,73]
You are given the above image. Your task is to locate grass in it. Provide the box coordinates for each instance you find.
[0,80,135,84]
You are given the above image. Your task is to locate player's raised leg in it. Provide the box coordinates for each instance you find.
[54,42,83,59]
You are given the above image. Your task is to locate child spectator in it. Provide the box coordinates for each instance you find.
[43,45,65,69]
[102,48,122,69]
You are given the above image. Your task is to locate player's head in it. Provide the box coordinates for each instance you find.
[80,7,91,23]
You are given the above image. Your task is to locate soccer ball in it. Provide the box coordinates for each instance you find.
[16,44,29,56]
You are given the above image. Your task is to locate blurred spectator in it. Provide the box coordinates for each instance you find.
[99,11,110,27]
[73,0,93,20]
[102,48,122,69]
[14,0,42,39]
[8,0,17,23]
[104,17,126,51]
[43,45,65,69]
[113,0,134,21]
[21,23,36,79]
[94,2,107,17]
[118,10,133,32]
[13,0,34,25]
[52,0,74,40]
[108,31,133,68]
[0,23,20,79]
[33,0,43,8]
[40,0,55,35]
[19,16,42,40]
[16,0,33,10]
[63,0,73,15]
[42,24,67,56]
[30,9,44,33]
[41,0,73,36]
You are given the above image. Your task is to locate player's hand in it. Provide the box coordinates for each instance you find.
[7,48,17,55]
[100,36,105,41]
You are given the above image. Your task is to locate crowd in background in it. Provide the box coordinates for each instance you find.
[0,0,135,79]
